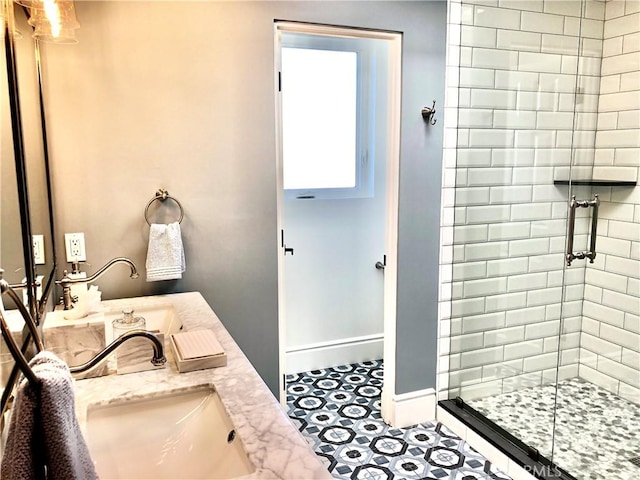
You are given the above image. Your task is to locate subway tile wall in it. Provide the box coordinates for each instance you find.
[583,0,640,404]
[439,0,639,405]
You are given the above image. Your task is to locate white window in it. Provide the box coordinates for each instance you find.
[280,32,373,200]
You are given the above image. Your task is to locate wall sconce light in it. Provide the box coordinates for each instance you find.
[421,100,437,126]
[15,0,79,44]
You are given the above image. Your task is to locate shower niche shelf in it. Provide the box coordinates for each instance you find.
[553,179,638,187]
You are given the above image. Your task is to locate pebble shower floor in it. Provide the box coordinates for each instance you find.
[286,360,512,480]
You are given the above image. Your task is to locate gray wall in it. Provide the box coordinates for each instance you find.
[40,1,446,396]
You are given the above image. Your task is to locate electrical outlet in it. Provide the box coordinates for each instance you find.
[32,235,45,265]
[64,232,87,262]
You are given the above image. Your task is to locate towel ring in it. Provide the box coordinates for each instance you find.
[144,189,184,226]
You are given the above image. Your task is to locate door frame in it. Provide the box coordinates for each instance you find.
[274,21,403,417]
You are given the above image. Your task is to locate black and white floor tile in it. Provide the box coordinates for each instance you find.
[287,360,512,480]
[469,377,640,480]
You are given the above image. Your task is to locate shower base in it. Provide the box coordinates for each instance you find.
[468,377,639,480]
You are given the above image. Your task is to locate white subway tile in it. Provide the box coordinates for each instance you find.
[474,5,521,29]
[585,0,606,20]
[526,286,563,306]
[597,129,640,148]
[508,272,548,292]
[627,0,640,15]
[595,148,616,165]
[619,382,640,404]
[460,346,504,368]
[453,262,487,281]
[504,339,544,361]
[460,47,473,66]
[517,91,558,111]
[541,33,580,55]
[505,305,546,326]
[601,322,640,352]
[597,111,619,130]
[470,88,517,109]
[620,71,640,92]
[536,111,576,129]
[603,36,624,57]
[598,357,640,388]
[468,129,516,148]
[628,277,640,296]
[581,37,604,58]
[610,187,640,205]
[521,11,565,34]
[601,51,640,76]
[464,277,508,297]
[454,224,489,243]
[560,54,578,74]
[467,167,513,185]
[564,16,581,36]
[449,335,484,356]
[489,185,533,204]
[462,311,506,334]
[580,18,604,40]
[492,148,535,166]
[502,371,543,392]
[487,257,530,277]
[459,380,504,400]
[534,148,572,166]
[452,297,486,317]
[600,91,640,113]
[484,326,526,347]
[604,12,640,38]
[518,51,562,73]
[462,25,498,48]
[465,241,510,260]
[459,67,496,88]
[571,129,596,147]
[623,31,640,54]
[496,30,542,52]
[599,74,621,94]
[579,75,602,95]
[606,255,640,279]
[622,348,640,370]
[579,364,621,393]
[586,268,629,294]
[498,0,543,13]
[494,70,539,91]
[472,47,519,69]
[618,110,640,129]
[485,291,528,311]
[583,300,626,327]
[585,283,603,303]
[575,112,598,130]
[462,4,475,24]
[543,0,582,18]
[515,130,556,148]
[511,202,553,221]
[530,219,567,237]
[493,110,537,129]
[512,166,554,185]
[488,222,532,240]
[458,108,495,128]
[598,236,632,257]
[578,57,602,77]
[598,200,636,221]
[582,332,624,359]
[455,186,491,205]
[558,92,577,111]
[532,185,568,202]
[625,312,640,334]
[605,0,626,21]
[523,352,559,372]
[509,238,549,257]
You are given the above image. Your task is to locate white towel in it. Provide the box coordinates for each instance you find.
[0,351,98,480]
[145,221,186,282]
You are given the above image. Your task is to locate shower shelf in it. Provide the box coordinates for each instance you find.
[554,179,637,186]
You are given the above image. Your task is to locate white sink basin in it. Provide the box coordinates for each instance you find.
[86,387,255,479]
[103,302,183,344]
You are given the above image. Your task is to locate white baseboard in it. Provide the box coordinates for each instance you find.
[382,387,437,428]
[285,334,383,374]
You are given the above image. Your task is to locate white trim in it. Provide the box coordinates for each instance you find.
[285,334,384,374]
[384,388,437,429]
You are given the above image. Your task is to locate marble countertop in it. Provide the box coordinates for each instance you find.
[72,292,330,480]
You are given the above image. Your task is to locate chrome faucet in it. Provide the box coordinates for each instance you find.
[69,330,167,374]
[55,257,139,310]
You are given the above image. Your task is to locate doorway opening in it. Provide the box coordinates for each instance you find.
[274,21,402,418]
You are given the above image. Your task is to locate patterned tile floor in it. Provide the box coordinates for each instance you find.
[286,360,512,480]
[469,377,640,480]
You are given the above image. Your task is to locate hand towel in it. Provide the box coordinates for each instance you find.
[145,221,186,282]
[0,351,98,480]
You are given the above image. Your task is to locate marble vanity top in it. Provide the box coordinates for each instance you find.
[71,292,330,480]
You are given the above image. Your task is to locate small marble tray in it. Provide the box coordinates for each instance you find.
[170,329,227,373]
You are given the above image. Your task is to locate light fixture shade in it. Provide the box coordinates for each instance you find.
[22,0,79,44]
[32,21,77,43]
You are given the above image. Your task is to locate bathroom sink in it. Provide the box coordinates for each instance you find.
[103,302,182,344]
[86,387,255,479]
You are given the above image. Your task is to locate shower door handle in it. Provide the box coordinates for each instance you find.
[566,194,599,266]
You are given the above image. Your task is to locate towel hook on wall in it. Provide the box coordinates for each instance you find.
[144,188,184,226]
[421,100,437,125]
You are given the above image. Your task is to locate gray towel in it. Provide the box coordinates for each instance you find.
[145,222,186,281]
[0,351,98,480]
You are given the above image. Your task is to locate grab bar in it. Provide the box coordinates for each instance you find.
[566,194,599,266]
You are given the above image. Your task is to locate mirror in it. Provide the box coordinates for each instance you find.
[1,2,56,319]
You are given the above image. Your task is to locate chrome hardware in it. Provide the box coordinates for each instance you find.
[566,194,599,266]
[421,100,437,125]
[375,261,385,270]
[144,188,184,225]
